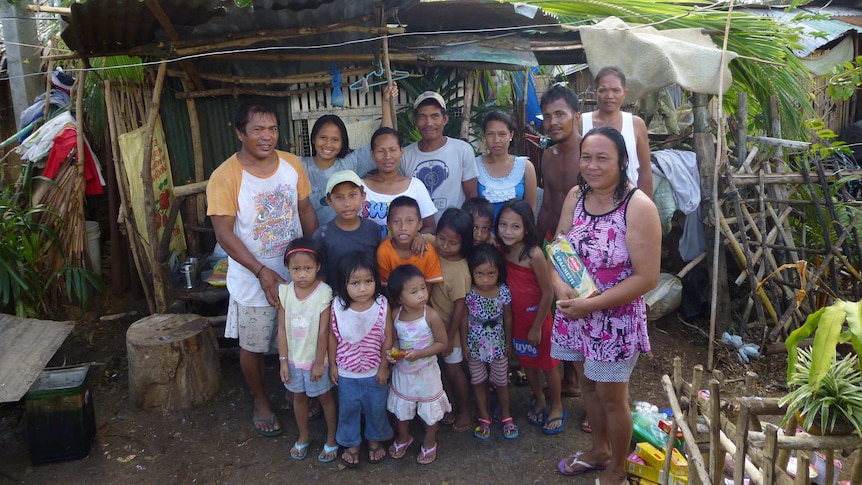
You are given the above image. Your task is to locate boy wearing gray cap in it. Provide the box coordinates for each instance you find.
[313,170,382,286]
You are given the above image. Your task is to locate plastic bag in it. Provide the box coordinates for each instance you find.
[545,234,598,298]
[631,401,669,450]
[644,273,682,321]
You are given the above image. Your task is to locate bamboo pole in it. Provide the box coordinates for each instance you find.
[180,79,205,255]
[171,24,402,57]
[106,82,155,312]
[25,4,69,14]
[381,31,397,125]
[661,375,711,485]
[140,62,169,312]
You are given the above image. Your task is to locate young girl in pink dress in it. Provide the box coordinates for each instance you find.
[385,264,451,465]
[496,199,565,434]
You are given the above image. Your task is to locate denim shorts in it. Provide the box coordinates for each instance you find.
[284,363,333,398]
[336,375,393,448]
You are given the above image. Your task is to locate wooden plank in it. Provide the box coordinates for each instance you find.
[0,314,75,402]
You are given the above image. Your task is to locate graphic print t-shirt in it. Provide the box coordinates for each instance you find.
[207,150,311,306]
[400,137,478,222]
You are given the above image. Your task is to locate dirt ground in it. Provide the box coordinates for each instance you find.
[0,294,854,485]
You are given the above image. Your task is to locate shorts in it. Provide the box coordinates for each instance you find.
[284,363,333,398]
[442,346,463,364]
[468,357,508,387]
[226,298,278,353]
[583,352,640,383]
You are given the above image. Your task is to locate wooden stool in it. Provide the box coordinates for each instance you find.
[126,314,220,410]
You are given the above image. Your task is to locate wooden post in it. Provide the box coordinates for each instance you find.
[381,33,397,125]
[763,423,779,485]
[689,365,703,440]
[737,92,747,166]
[126,313,220,410]
[708,379,724,485]
[793,454,809,485]
[460,70,475,141]
[180,79,205,257]
[140,62,169,313]
[105,82,155,312]
[734,400,751,485]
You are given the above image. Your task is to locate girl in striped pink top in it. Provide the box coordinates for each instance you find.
[328,251,394,467]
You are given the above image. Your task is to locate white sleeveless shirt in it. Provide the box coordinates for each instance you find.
[582,111,640,186]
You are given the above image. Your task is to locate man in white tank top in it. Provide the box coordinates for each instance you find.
[580,66,652,198]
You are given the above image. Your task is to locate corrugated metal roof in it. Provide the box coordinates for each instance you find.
[60,0,418,56]
[744,6,862,57]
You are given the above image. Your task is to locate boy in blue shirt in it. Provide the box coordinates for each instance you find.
[313,170,382,288]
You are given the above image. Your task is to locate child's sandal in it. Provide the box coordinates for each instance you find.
[388,436,413,459]
[474,418,491,440]
[502,417,519,439]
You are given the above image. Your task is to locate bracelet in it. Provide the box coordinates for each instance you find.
[254,264,265,278]
[278,356,288,361]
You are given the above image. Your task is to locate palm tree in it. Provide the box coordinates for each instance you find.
[507,0,814,140]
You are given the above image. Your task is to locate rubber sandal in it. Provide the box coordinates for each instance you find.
[417,444,437,465]
[527,398,547,426]
[317,443,338,463]
[543,410,568,435]
[290,441,310,460]
[441,412,456,426]
[308,399,323,422]
[388,436,413,459]
[252,413,283,438]
[367,444,386,464]
[513,369,529,386]
[474,418,491,440]
[557,451,607,476]
[581,420,592,433]
[340,448,359,468]
[502,417,519,439]
[452,414,472,433]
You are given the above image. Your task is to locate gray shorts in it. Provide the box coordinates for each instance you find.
[284,363,334,398]
[226,298,278,353]
[551,345,640,383]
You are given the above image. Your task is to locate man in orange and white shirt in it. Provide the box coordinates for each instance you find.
[207,99,318,437]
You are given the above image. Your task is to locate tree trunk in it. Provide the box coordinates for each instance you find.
[127,314,220,410]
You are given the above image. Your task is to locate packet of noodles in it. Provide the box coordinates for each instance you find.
[546,235,599,298]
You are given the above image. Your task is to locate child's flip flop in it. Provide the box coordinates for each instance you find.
[543,410,568,435]
[317,443,338,463]
[388,436,413,459]
[291,441,310,460]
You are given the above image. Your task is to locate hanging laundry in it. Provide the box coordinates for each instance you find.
[43,126,105,196]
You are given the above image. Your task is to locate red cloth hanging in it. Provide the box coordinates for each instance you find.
[43,126,104,196]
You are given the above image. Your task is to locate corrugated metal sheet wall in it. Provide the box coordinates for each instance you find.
[160,77,296,184]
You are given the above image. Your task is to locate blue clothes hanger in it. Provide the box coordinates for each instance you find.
[349,61,410,91]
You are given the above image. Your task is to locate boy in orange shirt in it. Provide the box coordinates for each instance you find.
[377,196,443,287]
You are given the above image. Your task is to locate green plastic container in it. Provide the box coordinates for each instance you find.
[26,364,95,465]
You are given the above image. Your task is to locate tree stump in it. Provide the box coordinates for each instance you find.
[126,314,220,410]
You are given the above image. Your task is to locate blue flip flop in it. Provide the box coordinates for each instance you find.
[318,443,338,463]
[291,441,310,460]
[542,410,568,435]
[528,398,547,426]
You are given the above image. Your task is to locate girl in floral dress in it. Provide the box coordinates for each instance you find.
[463,243,517,440]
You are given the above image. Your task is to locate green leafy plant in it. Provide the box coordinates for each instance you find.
[0,169,103,318]
[779,348,862,435]
[784,300,862,389]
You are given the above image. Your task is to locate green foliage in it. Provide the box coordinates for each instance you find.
[779,348,862,435]
[0,168,103,318]
[785,300,862,389]
[504,0,814,140]
[394,67,465,145]
[805,119,851,160]
[826,56,862,102]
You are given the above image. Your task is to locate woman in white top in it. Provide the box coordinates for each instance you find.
[301,84,398,225]
[362,127,437,237]
[475,110,538,218]
[580,66,652,198]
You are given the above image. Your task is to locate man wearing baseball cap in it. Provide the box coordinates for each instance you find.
[312,170,381,284]
[400,91,478,221]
